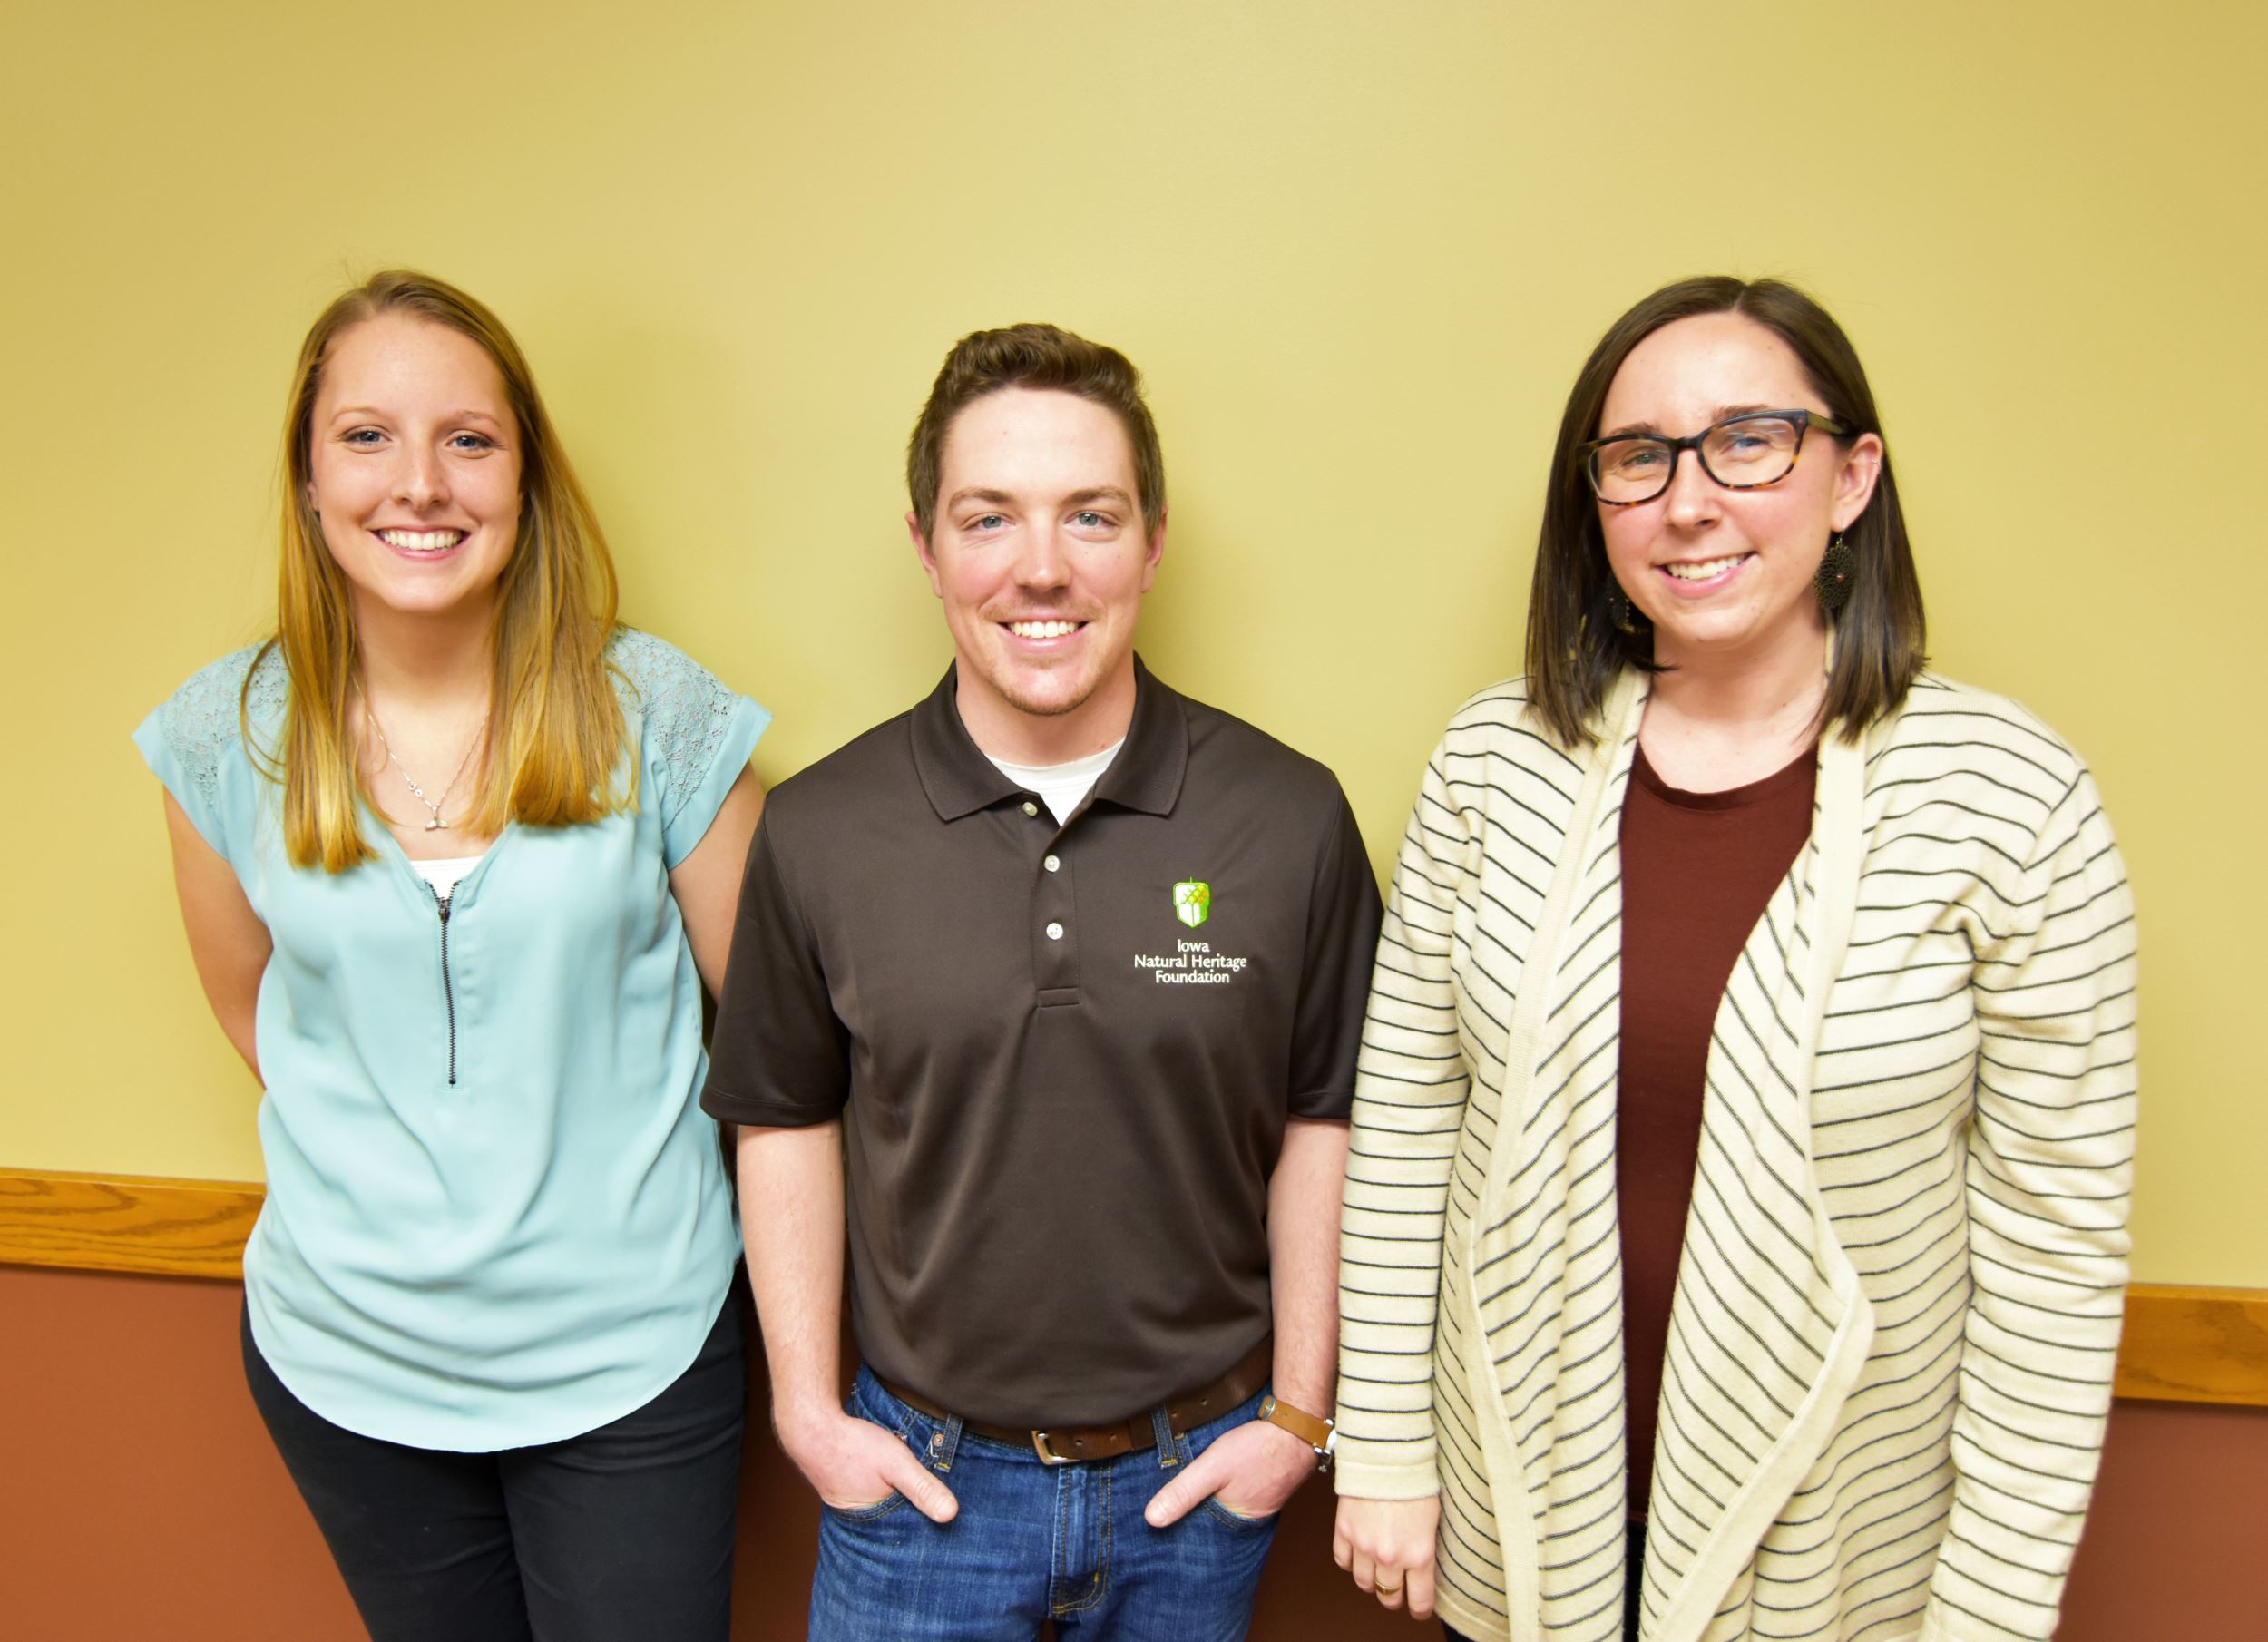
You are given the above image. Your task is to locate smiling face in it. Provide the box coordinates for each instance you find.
[1597,311,1882,674]
[306,312,523,627]
[910,386,1165,761]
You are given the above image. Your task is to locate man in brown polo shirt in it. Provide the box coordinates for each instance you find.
[701,323,1380,1640]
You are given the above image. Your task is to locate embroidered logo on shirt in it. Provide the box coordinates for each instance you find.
[1136,882,1246,982]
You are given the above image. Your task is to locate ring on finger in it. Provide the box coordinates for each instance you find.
[1377,1578,1404,1595]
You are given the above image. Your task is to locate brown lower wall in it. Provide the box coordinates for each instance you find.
[5,1263,2260,1641]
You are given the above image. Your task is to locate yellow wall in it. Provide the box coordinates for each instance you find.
[5,2,2260,1284]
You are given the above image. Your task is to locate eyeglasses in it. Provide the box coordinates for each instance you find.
[1580,408,1851,506]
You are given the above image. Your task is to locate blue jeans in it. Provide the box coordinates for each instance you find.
[809,1365,1281,1641]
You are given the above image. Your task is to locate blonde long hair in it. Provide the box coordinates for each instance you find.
[249,270,631,871]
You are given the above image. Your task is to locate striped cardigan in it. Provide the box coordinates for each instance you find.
[1334,670,2136,1642]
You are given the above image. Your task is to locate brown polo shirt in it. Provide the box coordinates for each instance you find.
[701,659,1381,1427]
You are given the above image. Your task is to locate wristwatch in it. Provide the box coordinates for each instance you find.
[1258,1393,1337,1471]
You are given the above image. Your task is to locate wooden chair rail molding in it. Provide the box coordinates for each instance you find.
[2,1168,263,1282]
[5,1168,2263,1406]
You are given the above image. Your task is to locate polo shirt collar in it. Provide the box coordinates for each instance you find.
[911,656,1188,822]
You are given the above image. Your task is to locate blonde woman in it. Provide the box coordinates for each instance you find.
[1332,277,2135,1641]
[136,271,767,1642]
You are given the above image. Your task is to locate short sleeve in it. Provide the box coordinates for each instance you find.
[132,646,273,864]
[611,630,771,868]
[1287,784,1384,1119]
[699,814,852,1127]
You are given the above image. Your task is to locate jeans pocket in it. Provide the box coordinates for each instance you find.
[822,1490,911,1525]
[1199,1494,1280,1530]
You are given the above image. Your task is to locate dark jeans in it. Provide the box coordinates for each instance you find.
[243,1293,746,1642]
[1443,1517,1644,1642]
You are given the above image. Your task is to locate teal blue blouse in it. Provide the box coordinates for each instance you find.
[135,630,767,1451]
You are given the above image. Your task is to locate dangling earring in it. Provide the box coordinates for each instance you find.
[1608,582,1650,637]
[1815,532,1855,617]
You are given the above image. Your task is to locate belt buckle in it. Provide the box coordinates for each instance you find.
[1031,1430,1074,1465]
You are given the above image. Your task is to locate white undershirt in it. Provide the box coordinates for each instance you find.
[406,854,485,900]
[985,739,1125,826]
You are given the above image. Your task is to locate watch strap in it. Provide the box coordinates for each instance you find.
[1258,1392,1336,1460]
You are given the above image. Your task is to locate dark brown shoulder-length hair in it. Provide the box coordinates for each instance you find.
[1523,275,1926,750]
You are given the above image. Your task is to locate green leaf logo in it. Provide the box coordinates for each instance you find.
[1173,880,1211,928]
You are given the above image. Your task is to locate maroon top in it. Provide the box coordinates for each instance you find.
[1618,738,1816,1518]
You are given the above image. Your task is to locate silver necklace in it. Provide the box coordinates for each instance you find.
[366,708,489,832]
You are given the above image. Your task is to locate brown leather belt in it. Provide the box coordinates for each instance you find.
[881,1336,1273,1465]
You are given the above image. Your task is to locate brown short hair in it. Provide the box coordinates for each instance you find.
[905,323,1166,536]
[1523,276,1928,749]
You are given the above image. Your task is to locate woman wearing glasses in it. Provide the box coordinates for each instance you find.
[134,271,767,1642]
[1330,277,2135,1642]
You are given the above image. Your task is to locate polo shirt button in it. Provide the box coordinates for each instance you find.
[1043,855,1061,873]
[1045,921,1064,941]
[1022,801,1040,817]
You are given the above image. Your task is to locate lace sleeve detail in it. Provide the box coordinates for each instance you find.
[610,630,767,854]
[135,644,284,857]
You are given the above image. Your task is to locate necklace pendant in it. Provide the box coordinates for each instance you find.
[425,816,445,832]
